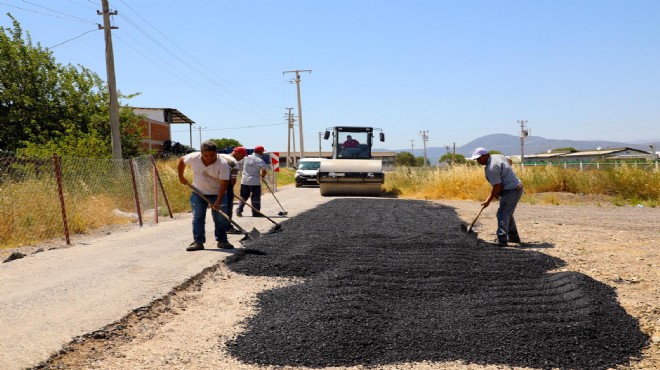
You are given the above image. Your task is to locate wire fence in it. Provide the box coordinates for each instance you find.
[0,152,173,249]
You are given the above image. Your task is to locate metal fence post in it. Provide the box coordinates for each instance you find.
[150,157,173,218]
[52,154,71,245]
[129,158,143,226]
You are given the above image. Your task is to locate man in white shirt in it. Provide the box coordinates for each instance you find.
[177,140,233,251]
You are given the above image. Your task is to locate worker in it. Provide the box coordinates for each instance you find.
[470,147,524,247]
[219,146,247,234]
[177,140,234,251]
[343,135,360,148]
[236,145,269,217]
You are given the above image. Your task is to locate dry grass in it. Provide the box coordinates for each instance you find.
[384,164,660,206]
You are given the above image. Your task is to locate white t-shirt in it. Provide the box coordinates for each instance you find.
[183,152,230,195]
[240,154,268,186]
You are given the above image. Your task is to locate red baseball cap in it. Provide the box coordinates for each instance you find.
[254,145,265,153]
[233,146,247,156]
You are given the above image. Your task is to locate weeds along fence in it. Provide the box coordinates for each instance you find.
[0,152,178,249]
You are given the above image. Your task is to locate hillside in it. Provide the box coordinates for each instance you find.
[384,134,659,164]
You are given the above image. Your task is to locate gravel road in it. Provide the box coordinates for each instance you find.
[0,186,330,370]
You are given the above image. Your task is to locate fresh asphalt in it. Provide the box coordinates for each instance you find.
[0,185,330,370]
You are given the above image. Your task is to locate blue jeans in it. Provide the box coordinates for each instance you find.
[190,192,229,244]
[496,187,523,242]
[236,184,262,215]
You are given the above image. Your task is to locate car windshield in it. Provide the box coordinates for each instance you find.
[299,162,320,170]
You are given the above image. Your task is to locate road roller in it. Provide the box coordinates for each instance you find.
[317,126,385,196]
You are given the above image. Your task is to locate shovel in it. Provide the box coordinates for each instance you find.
[261,178,288,216]
[461,204,486,235]
[234,194,282,234]
[201,171,282,234]
[186,183,260,243]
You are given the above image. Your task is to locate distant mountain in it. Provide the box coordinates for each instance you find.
[381,134,659,164]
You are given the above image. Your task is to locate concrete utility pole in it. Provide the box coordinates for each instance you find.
[410,140,414,154]
[518,120,530,168]
[196,126,207,149]
[283,70,311,159]
[99,0,122,159]
[285,108,297,168]
[318,132,323,157]
[419,130,429,166]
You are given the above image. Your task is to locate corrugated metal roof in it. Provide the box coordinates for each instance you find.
[130,107,195,124]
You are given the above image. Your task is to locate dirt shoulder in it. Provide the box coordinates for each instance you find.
[34,197,660,369]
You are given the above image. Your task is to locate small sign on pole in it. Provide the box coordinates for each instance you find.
[271,152,280,172]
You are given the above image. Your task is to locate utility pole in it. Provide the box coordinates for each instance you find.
[99,0,122,159]
[283,69,311,159]
[318,132,322,157]
[410,140,414,154]
[518,120,529,168]
[196,126,207,149]
[453,142,456,162]
[285,108,297,168]
[419,130,429,166]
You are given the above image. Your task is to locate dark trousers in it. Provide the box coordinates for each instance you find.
[236,184,262,216]
[496,187,523,242]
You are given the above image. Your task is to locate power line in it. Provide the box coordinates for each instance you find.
[117,0,280,111]
[49,28,98,48]
[13,0,97,24]
[171,122,286,133]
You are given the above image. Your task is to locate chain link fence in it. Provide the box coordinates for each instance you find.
[0,152,173,249]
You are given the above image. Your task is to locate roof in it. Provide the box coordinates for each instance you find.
[130,107,195,125]
[563,147,649,157]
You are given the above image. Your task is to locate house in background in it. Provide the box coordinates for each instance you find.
[132,107,195,152]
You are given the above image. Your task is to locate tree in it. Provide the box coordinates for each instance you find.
[415,156,430,167]
[394,152,416,167]
[210,138,242,150]
[551,147,577,153]
[439,153,466,164]
[1,14,142,157]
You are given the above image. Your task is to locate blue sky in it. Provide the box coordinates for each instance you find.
[2,0,659,152]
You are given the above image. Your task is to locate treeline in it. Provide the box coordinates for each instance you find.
[0,14,142,158]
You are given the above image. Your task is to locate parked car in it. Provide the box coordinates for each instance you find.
[295,158,323,187]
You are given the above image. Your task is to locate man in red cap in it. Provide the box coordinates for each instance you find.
[219,147,247,233]
[236,146,268,217]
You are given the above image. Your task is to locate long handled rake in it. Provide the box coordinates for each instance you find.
[234,194,282,234]
[261,178,288,216]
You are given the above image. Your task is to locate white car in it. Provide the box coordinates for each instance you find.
[295,158,323,187]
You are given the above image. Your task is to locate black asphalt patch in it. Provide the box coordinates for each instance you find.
[225,198,648,369]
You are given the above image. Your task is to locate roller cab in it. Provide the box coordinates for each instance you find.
[318,126,385,197]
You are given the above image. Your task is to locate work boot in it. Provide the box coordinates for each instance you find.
[186,242,204,251]
[217,241,234,249]
[508,234,522,243]
[494,238,508,247]
[236,212,243,217]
